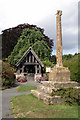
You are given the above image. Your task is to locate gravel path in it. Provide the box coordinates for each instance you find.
[2,82,39,119]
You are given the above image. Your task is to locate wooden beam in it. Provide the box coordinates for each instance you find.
[24,62,39,65]
[32,55,34,62]
[22,66,25,73]
[26,56,27,62]
[35,65,37,74]
[29,54,31,62]
[39,65,41,74]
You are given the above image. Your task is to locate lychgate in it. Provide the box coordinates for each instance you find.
[15,47,44,81]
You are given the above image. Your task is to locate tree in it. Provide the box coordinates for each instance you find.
[8,28,52,66]
[63,54,73,60]
[50,55,56,64]
[32,40,51,60]
[63,54,79,83]
[2,24,53,58]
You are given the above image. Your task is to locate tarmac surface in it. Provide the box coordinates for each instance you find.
[1,81,39,119]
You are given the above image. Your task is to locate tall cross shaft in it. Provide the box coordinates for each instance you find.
[56,10,63,67]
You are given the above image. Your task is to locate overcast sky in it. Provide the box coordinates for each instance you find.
[0,0,79,55]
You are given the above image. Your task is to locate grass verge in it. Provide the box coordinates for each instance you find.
[11,94,79,118]
[17,84,37,92]
[0,86,7,90]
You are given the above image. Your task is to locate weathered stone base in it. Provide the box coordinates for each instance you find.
[31,81,79,105]
[31,90,63,105]
[49,66,70,82]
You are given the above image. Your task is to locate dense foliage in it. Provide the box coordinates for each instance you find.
[2,24,53,58]
[8,28,52,66]
[50,55,56,64]
[63,54,73,60]
[51,87,79,105]
[42,60,53,67]
[32,41,51,60]
[63,53,79,82]
[1,61,15,88]
[50,53,79,83]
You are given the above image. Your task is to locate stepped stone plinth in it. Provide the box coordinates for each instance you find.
[31,10,79,105]
[31,81,79,105]
[31,89,63,105]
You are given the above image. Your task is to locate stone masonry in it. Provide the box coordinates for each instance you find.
[49,10,70,82]
[49,66,70,81]
[31,81,79,105]
[56,10,63,67]
[31,10,79,105]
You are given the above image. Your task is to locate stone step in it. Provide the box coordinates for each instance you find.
[37,85,57,95]
[37,84,80,95]
[41,81,79,88]
[44,95,63,105]
[31,90,41,99]
[37,82,79,95]
[31,90,63,105]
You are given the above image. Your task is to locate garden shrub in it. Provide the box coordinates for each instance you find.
[51,87,79,105]
[63,54,79,83]
[1,61,15,88]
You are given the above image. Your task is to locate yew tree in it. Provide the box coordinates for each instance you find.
[8,28,53,66]
[2,24,53,58]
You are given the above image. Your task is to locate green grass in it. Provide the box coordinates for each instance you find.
[0,87,4,90]
[11,94,79,118]
[17,84,37,92]
[0,86,1,90]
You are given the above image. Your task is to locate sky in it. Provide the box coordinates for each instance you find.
[0,0,79,55]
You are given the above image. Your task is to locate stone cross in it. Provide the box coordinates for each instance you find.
[56,10,63,67]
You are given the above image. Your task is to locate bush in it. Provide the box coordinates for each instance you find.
[42,60,53,67]
[63,54,79,83]
[51,87,79,105]
[1,61,15,88]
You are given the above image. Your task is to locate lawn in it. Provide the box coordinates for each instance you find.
[11,94,79,118]
[17,84,37,92]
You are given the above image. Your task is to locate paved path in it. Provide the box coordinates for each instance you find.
[2,82,39,119]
